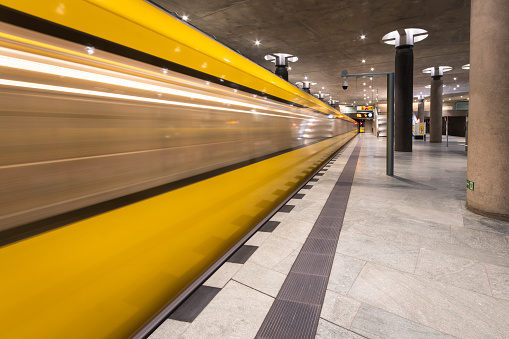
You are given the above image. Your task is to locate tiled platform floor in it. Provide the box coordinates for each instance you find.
[149,133,509,339]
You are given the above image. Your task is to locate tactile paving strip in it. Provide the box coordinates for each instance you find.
[256,140,362,339]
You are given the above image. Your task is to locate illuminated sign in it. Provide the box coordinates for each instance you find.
[356,113,373,118]
[358,105,374,111]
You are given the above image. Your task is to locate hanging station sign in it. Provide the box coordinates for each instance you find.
[358,105,374,111]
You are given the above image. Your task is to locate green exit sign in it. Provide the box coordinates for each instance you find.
[467,179,475,191]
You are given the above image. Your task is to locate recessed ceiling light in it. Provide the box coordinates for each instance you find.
[322,86,325,90]
[255,40,260,46]
[457,84,460,87]
[304,76,308,80]
[461,96,463,98]
[443,85,446,87]
[449,98,451,100]
[363,83,366,86]
[182,15,189,21]
[370,67,374,71]
[454,77,457,81]
[369,85,371,88]
[360,35,366,39]
[288,66,292,70]
[453,88,456,90]
[362,59,366,63]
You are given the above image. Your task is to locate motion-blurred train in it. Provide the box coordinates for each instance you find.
[0,1,357,338]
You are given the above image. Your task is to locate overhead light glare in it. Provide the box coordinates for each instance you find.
[360,35,366,39]
[361,59,366,63]
[255,40,260,46]
[182,15,189,21]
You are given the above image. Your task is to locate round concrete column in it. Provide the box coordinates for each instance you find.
[467,0,509,220]
[423,66,452,142]
[417,98,425,122]
[430,75,443,142]
[395,45,414,151]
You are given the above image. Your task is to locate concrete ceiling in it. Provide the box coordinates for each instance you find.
[151,0,471,106]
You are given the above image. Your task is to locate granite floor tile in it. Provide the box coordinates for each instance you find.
[272,248,300,275]
[414,248,491,295]
[315,319,366,339]
[485,263,509,301]
[370,214,452,243]
[268,212,290,223]
[233,262,287,297]
[245,231,271,247]
[347,262,509,339]
[179,281,273,339]
[283,206,325,224]
[462,214,509,236]
[392,230,436,249]
[434,241,509,268]
[203,262,243,289]
[450,226,509,254]
[351,303,455,339]
[170,286,221,322]
[320,290,361,328]
[271,217,315,244]
[147,319,190,339]
[248,235,303,269]
[386,204,464,228]
[336,232,420,273]
[340,220,398,243]
[327,254,366,295]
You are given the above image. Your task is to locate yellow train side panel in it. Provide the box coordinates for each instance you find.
[0,0,353,120]
[0,131,356,339]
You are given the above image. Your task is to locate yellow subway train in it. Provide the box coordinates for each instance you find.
[0,1,357,338]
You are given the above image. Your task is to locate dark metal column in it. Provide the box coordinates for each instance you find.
[394,45,414,152]
[387,73,395,176]
[264,53,297,82]
[430,75,444,142]
[275,65,288,81]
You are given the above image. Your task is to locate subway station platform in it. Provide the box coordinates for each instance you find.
[149,133,509,339]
